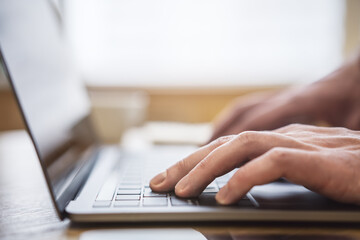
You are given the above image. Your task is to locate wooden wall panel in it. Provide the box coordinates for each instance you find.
[0,90,25,131]
[0,86,285,132]
[87,86,285,123]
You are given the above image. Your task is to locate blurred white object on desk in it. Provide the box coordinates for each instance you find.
[121,121,212,151]
[90,91,149,143]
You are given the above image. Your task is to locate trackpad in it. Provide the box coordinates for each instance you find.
[250,182,358,210]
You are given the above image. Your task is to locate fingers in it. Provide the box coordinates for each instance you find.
[150,135,236,192]
[216,148,316,205]
[174,132,313,197]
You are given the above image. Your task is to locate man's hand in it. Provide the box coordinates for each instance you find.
[210,57,360,142]
[150,124,360,205]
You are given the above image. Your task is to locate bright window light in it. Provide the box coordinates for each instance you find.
[65,0,345,87]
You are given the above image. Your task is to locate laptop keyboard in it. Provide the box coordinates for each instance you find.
[93,164,257,208]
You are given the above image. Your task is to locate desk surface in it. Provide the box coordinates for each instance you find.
[1,130,360,240]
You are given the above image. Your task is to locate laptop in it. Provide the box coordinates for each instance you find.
[1,0,360,223]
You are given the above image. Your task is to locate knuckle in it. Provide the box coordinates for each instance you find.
[235,131,258,145]
[212,135,234,147]
[267,147,289,164]
[265,148,295,177]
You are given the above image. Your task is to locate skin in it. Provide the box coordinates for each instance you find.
[210,55,360,141]
[150,54,360,205]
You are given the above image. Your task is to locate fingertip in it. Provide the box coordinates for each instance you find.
[174,180,191,198]
[216,183,247,205]
[216,186,231,205]
[149,171,167,191]
[175,177,204,198]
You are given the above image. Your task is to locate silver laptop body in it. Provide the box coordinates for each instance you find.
[1,0,360,223]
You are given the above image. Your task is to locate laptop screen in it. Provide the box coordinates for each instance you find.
[0,0,98,218]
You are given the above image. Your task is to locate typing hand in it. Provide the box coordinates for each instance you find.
[209,57,360,142]
[150,124,360,205]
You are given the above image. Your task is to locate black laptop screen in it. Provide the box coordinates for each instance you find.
[0,0,98,218]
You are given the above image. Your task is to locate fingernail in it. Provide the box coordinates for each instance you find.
[216,186,229,205]
[151,171,167,186]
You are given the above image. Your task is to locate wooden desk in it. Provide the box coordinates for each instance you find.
[1,130,360,240]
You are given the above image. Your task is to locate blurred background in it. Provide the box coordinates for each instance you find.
[1,0,359,142]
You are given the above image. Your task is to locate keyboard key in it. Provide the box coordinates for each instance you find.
[237,198,254,208]
[115,195,141,201]
[198,193,218,206]
[117,189,141,195]
[170,196,196,206]
[120,181,142,186]
[203,186,218,193]
[143,198,168,207]
[96,173,117,201]
[207,181,217,188]
[117,185,141,190]
[114,200,140,207]
[93,201,111,208]
[143,188,167,197]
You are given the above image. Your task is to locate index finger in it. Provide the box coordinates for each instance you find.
[150,135,236,192]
